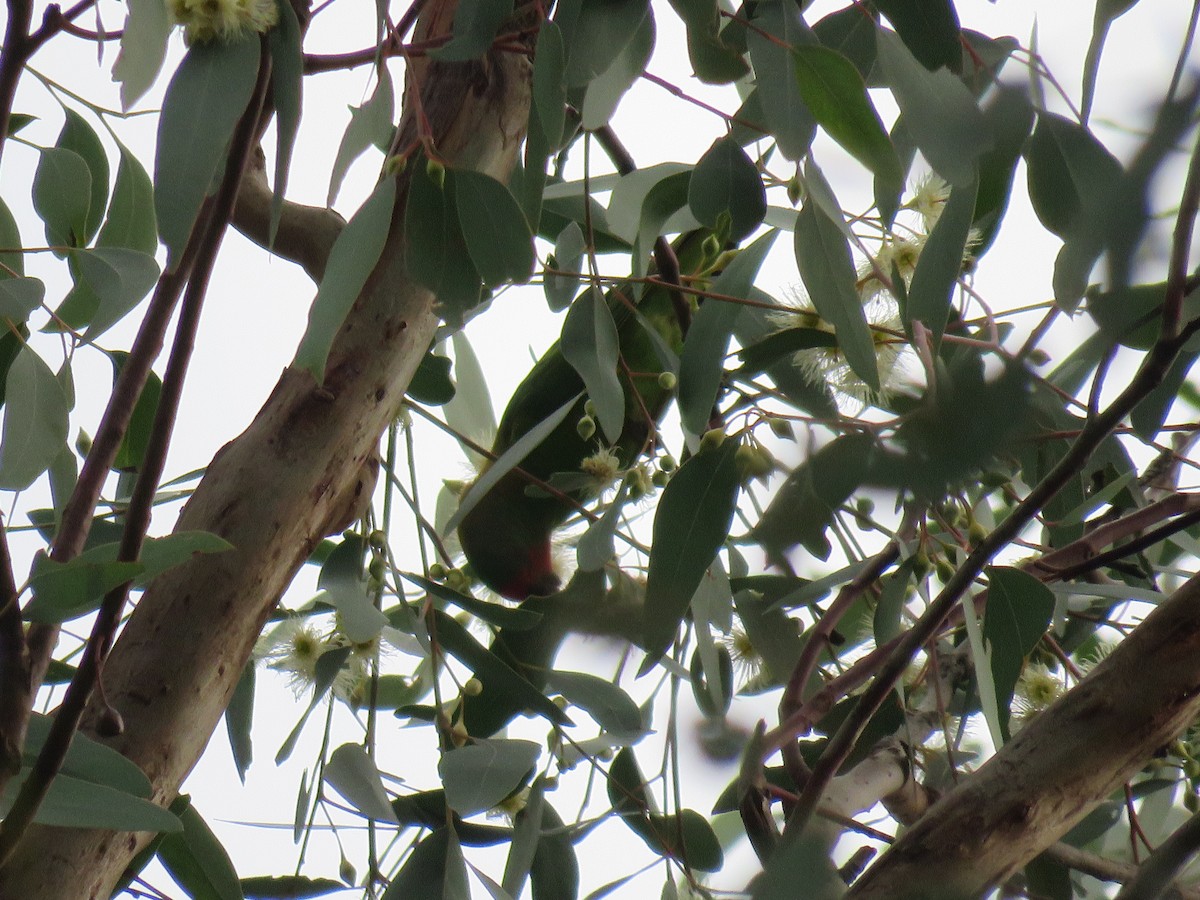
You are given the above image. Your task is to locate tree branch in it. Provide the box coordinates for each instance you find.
[0,7,537,895]
[846,572,1200,897]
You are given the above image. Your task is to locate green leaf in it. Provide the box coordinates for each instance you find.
[745,2,817,160]
[545,670,643,735]
[110,350,162,471]
[793,200,879,391]
[984,567,1055,740]
[0,196,24,278]
[155,35,261,263]
[157,801,244,900]
[33,147,91,252]
[812,4,879,81]
[240,876,344,899]
[972,88,1035,256]
[561,287,623,443]
[1081,0,1139,123]
[25,712,152,797]
[317,535,387,643]
[324,743,399,822]
[72,247,160,340]
[433,0,514,61]
[0,345,70,490]
[1025,112,1122,239]
[383,827,470,900]
[440,739,540,816]
[873,0,962,73]
[579,9,655,130]
[532,21,568,150]
[327,70,393,206]
[544,220,586,311]
[904,173,976,348]
[735,326,837,377]
[225,662,255,783]
[268,0,304,245]
[575,481,628,572]
[137,530,233,583]
[641,438,742,671]
[1132,351,1198,441]
[678,230,777,435]
[529,801,578,899]
[453,169,535,286]
[502,778,546,898]
[667,0,749,84]
[443,394,580,536]
[0,769,181,833]
[753,432,875,563]
[791,44,903,191]
[687,137,765,243]
[97,140,158,254]
[404,160,482,325]
[24,552,141,624]
[112,0,172,109]
[0,278,44,325]
[432,610,569,727]
[295,178,396,381]
[557,0,651,87]
[876,28,990,186]
[57,108,110,246]
[398,571,542,630]
[275,646,353,764]
[409,349,456,405]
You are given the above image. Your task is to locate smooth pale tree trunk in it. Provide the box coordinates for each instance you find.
[0,8,533,898]
[847,572,1200,898]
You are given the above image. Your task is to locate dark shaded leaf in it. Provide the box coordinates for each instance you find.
[745,1,817,160]
[873,0,961,73]
[687,137,765,244]
[904,173,977,348]
[0,346,69,490]
[157,801,244,900]
[454,169,535,285]
[794,201,879,391]
[556,0,651,87]
[434,0,514,61]
[268,0,304,244]
[984,567,1055,740]
[57,108,110,245]
[792,44,902,192]
[561,287,623,442]
[876,28,990,187]
[409,349,456,405]
[33,147,91,252]
[754,432,874,563]
[678,230,777,435]
[641,438,741,670]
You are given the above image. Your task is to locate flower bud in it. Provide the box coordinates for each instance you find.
[576,415,596,440]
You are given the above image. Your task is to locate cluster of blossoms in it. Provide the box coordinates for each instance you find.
[255,617,380,708]
[776,173,974,406]
[167,0,279,44]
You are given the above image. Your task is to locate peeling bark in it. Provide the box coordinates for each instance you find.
[0,11,533,898]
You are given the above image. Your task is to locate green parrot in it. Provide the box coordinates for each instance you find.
[457,228,722,600]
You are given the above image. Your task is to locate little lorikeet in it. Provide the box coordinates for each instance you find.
[457,228,722,600]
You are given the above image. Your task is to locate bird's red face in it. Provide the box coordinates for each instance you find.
[495,539,560,600]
